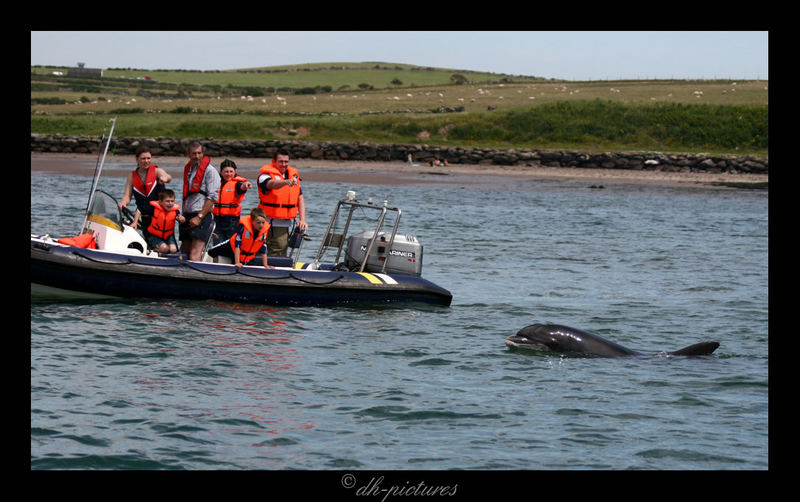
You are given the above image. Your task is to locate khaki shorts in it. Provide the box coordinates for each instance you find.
[267,225,289,256]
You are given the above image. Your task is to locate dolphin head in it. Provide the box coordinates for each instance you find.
[505,323,569,353]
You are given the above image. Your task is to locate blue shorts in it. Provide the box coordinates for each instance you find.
[213,214,240,246]
[179,212,215,244]
[146,232,178,249]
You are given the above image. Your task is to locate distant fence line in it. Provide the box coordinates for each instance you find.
[31,134,768,174]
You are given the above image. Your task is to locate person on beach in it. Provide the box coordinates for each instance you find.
[430,156,449,167]
[118,146,172,234]
[146,189,185,254]
[179,141,220,261]
[256,149,308,256]
[211,159,252,245]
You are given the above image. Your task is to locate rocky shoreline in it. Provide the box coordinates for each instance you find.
[31,134,768,176]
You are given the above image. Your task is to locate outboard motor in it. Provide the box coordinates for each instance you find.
[345,231,423,276]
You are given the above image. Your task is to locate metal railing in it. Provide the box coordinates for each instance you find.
[314,193,401,274]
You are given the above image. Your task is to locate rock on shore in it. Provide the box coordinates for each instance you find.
[30,134,768,175]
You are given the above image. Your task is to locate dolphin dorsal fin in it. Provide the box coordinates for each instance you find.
[668,341,720,356]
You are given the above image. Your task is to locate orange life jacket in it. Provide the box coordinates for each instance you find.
[230,215,269,263]
[57,233,96,249]
[258,163,301,219]
[147,201,181,240]
[213,176,247,217]
[183,156,211,200]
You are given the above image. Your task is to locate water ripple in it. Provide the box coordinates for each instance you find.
[30,174,768,470]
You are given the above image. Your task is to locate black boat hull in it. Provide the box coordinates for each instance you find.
[31,239,452,307]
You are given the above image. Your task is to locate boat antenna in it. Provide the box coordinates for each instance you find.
[82,117,117,233]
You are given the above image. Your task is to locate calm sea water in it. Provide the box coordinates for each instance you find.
[30,166,768,470]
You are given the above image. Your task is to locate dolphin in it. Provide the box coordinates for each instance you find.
[505,323,719,357]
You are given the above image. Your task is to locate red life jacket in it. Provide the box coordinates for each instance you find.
[147,201,181,240]
[213,176,247,217]
[258,163,301,219]
[132,165,158,198]
[57,233,96,249]
[230,215,269,263]
[131,165,164,215]
[183,156,211,200]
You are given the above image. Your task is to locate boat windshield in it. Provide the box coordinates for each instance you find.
[86,190,124,231]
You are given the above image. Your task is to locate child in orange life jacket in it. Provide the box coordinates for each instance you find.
[146,189,185,254]
[212,159,252,246]
[231,207,273,269]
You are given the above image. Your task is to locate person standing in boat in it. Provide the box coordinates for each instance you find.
[179,141,220,261]
[256,149,308,256]
[118,146,172,234]
[211,159,252,246]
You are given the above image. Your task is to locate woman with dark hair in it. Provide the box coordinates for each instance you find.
[118,146,172,234]
[212,158,252,245]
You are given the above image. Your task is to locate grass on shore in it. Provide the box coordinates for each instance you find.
[31,64,768,156]
[31,100,768,155]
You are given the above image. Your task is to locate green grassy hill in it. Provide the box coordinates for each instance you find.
[33,62,537,91]
[30,63,768,156]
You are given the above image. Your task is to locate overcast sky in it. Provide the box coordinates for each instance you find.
[30,31,768,81]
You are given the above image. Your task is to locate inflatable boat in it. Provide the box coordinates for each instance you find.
[30,119,452,307]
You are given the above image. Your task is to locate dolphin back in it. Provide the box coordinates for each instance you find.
[668,341,720,356]
[509,323,640,357]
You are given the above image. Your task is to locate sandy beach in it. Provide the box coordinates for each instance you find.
[31,152,768,189]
